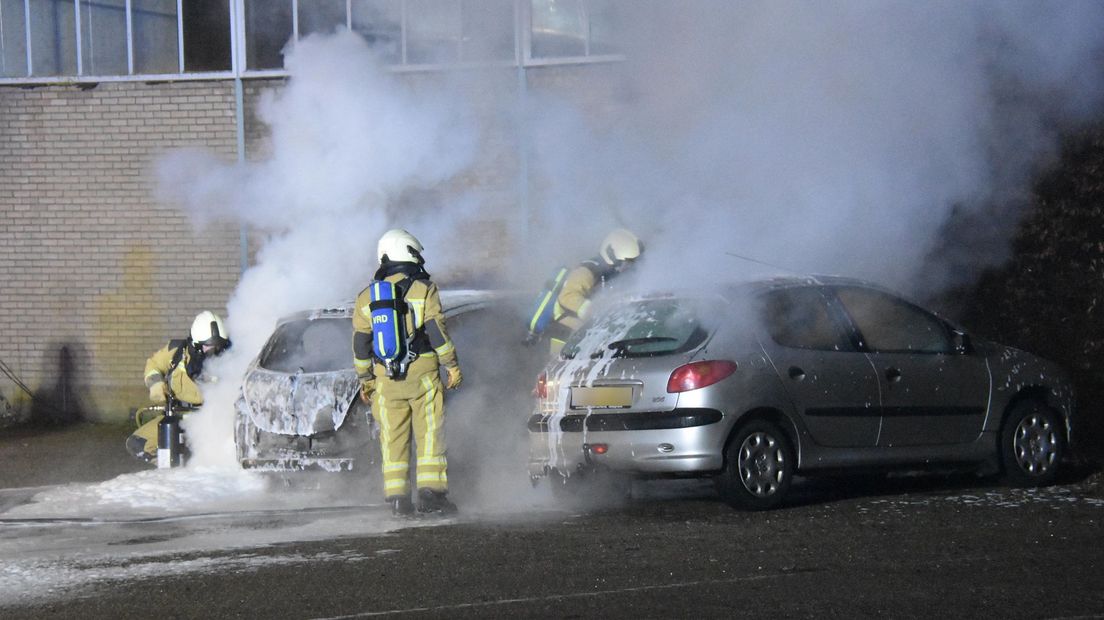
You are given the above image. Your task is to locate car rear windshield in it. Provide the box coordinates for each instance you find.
[259,318,353,373]
[562,298,709,359]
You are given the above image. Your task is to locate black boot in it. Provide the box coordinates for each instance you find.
[417,488,458,515]
[388,495,414,517]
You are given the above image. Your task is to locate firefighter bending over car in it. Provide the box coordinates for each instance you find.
[127,311,231,463]
[545,228,644,356]
[353,229,462,517]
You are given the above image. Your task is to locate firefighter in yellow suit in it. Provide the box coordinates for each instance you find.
[548,228,644,355]
[353,229,462,516]
[127,311,231,462]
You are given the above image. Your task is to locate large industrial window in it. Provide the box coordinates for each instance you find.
[407,0,461,64]
[0,0,619,83]
[529,0,618,60]
[0,0,28,76]
[30,0,76,76]
[460,0,513,62]
[0,0,231,78]
[244,0,291,70]
[351,0,401,64]
[183,0,230,72]
[79,0,127,76]
[132,0,178,74]
[299,0,346,38]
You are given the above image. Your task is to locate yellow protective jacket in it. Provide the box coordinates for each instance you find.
[143,341,205,405]
[553,260,609,334]
[352,269,459,382]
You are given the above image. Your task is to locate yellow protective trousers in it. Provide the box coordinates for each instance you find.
[372,358,448,499]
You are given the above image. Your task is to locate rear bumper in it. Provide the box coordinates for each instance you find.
[527,408,726,477]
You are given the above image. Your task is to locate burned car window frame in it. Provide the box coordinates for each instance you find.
[258,317,354,374]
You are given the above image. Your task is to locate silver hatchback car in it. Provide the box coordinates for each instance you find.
[528,276,1076,510]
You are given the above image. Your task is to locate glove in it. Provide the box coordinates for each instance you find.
[445,365,463,390]
[148,382,168,404]
[359,378,375,404]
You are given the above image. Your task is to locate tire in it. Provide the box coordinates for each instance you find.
[1000,400,1065,487]
[715,420,795,510]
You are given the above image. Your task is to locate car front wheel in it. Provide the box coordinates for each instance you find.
[1001,400,1065,487]
[716,420,794,510]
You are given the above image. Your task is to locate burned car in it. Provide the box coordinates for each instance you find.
[234,290,493,472]
[529,276,1076,510]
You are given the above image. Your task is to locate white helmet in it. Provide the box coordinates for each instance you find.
[377,228,424,265]
[190,311,231,353]
[600,228,643,266]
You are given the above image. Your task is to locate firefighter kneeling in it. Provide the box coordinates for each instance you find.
[353,229,462,516]
[128,311,231,464]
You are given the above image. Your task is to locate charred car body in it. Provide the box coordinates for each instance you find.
[529,276,1076,510]
[234,290,492,472]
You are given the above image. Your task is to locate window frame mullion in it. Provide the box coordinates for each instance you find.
[125,0,133,74]
[74,0,82,75]
[292,0,299,42]
[176,0,183,72]
[23,0,31,75]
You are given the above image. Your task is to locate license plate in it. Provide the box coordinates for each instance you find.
[570,385,634,409]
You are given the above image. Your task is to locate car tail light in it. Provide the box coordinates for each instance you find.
[666,360,738,393]
[588,443,609,455]
[535,371,548,399]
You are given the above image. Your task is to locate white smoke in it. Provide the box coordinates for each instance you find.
[153,3,1104,505]
[156,30,477,468]
[526,1,1104,295]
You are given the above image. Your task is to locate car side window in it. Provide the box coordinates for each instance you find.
[834,287,953,354]
[762,287,853,352]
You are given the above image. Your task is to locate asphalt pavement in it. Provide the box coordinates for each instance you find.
[0,437,1102,619]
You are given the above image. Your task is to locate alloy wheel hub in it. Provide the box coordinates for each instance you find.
[738,432,785,497]
[1013,414,1057,475]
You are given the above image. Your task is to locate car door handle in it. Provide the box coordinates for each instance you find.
[885,367,902,382]
[788,366,806,381]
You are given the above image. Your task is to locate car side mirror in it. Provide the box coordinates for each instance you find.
[952,330,972,355]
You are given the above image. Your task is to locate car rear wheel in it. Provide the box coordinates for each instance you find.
[1001,400,1065,487]
[716,420,794,510]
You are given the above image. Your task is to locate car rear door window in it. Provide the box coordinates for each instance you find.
[762,287,853,352]
[834,287,953,354]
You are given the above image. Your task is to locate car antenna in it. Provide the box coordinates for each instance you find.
[723,251,805,275]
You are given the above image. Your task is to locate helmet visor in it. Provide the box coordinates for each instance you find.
[201,337,231,356]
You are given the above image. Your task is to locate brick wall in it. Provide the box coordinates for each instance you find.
[0,81,242,422]
[0,63,619,425]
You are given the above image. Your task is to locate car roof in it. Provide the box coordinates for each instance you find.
[621,275,914,306]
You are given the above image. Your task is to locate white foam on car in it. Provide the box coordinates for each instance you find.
[542,303,652,473]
